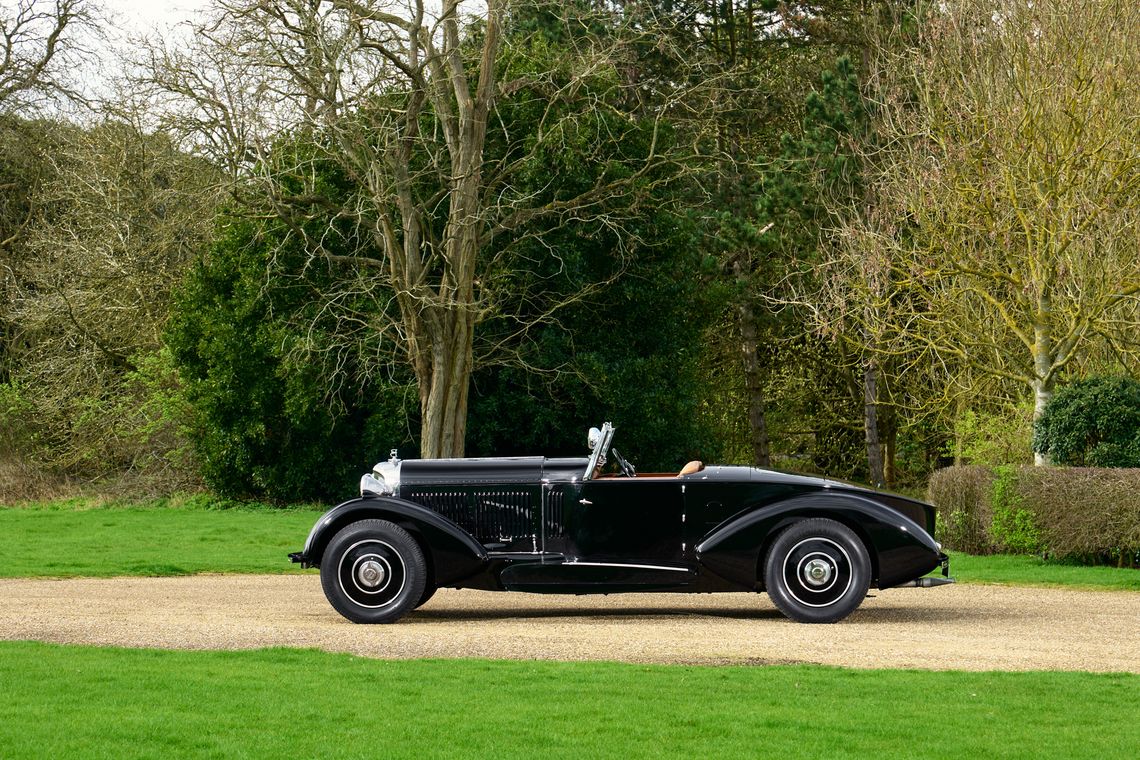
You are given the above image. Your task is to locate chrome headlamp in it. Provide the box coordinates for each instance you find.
[360,449,402,497]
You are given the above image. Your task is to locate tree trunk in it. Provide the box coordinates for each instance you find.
[1031,374,1054,466]
[419,362,471,459]
[863,357,884,487]
[952,397,964,466]
[388,0,500,461]
[882,403,896,487]
[737,296,771,468]
[417,310,475,459]
[1031,296,1055,466]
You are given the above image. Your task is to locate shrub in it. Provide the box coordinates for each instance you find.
[167,214,416,503]
[1033,376,1140,467]
[926,465,994,554]
[927,465,1140,566]
[1015,467,1140,567]
[989,466,1042,554]
[0,382,35,457]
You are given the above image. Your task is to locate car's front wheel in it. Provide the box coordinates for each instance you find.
[414,584,437,609]
[320,519,426,624]
[764,518,871,624]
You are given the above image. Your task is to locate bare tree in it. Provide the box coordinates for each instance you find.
[9,117,221,474]
[137,0,720,457]
[0,0,97,115]
[818,0,1140,464]
[1,0,101,395]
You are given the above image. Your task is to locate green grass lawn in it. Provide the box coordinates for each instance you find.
[0,498,321,577]
[0,642,1136,759]
[2,498,1138,589]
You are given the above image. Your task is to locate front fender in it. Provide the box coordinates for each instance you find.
[296,496,488,586]
[695,493,941,590]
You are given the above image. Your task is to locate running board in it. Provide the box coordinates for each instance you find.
[500,560,696,593]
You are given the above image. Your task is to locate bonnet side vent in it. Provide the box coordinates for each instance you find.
[473,490,534,541]
[409,488,538,544]
[408,490,473,535]
[545,486,566,538]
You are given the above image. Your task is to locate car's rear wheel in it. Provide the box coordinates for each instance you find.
[764,518,871,624]
[320,519,426,624]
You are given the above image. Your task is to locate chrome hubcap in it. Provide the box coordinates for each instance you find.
[782,538,853,608]
[356,559,386,588]
[338,540,406,609]
[803,558,833,587]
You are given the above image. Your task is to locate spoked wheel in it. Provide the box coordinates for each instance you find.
[764,518,871,624]
[320,519,426,624]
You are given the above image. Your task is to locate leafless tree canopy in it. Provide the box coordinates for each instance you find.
[912,0,1137,397]
[0,0,98,115]
[797,0,1140,464]
[7,118,221,475]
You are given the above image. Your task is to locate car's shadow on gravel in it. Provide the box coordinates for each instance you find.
[408,599,993,625]
[410,605,779,622]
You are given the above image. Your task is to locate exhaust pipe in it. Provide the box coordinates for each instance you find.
[899,576,956,588]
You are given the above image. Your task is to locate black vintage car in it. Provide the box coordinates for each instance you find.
[291,423,952,624]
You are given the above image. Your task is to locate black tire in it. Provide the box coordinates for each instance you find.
[414,584,437,609]
[763,518,871,624]
[320,519,427,624]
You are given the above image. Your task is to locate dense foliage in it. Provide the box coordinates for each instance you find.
[466,212,717,468]
[163,17,717,499]
[1,0,1137,511]
[1033,377,1140,467]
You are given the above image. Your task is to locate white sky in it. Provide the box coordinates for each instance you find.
[99,0,212,33]
[63,1,457,117]
[57,0,215,113]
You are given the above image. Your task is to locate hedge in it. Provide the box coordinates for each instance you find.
[927,466,1140,567]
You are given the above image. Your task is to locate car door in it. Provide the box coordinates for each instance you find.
[572,478,687,562]
[499,477,696,593]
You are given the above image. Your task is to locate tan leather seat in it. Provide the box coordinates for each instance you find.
[678,460,704,476]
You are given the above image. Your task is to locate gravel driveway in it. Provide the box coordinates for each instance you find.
[2,575,1137,671]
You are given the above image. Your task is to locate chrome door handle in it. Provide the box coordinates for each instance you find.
[579,499,593,505]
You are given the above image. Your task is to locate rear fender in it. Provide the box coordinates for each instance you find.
[299,497,488,586]
[695,493,941,590]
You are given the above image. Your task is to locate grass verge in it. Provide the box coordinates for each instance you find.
[1,642,1137,759]
[943,552,1140,591]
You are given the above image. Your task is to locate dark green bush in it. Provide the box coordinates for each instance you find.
[927,465,1140,566]
[1033,376,1140,467]
[166,214,415,503]
[0,382,35,457]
